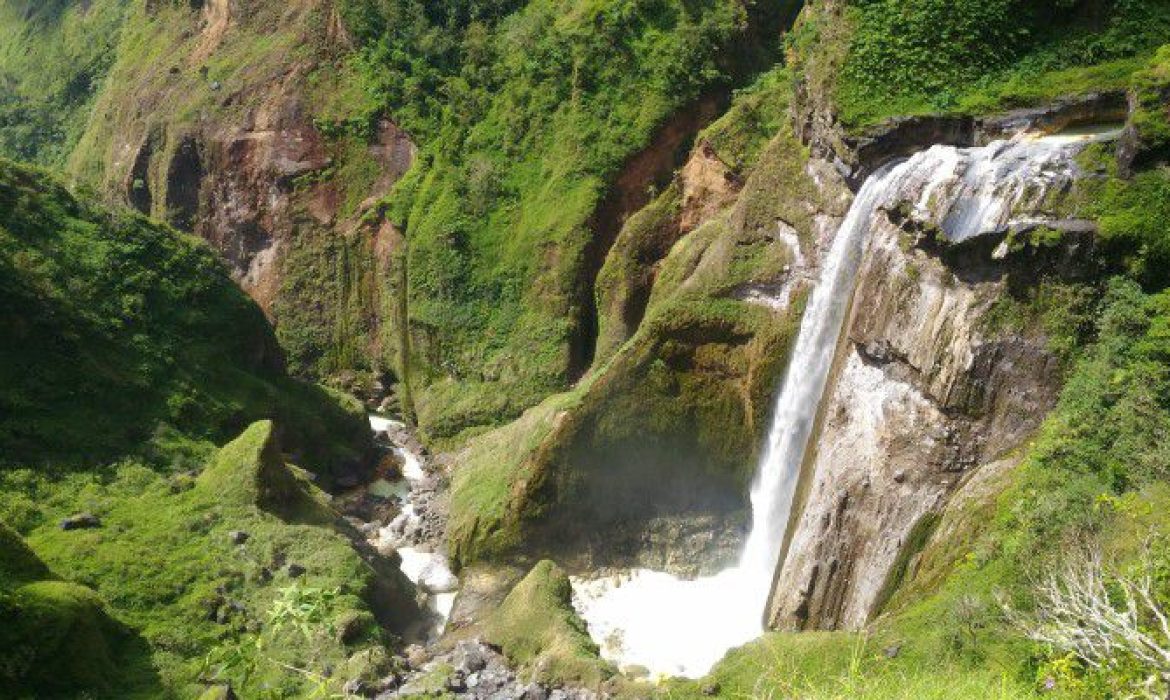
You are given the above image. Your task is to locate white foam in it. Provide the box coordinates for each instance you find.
[398,547,460,594]
[394,446,427,482]
[571,568,767,679]
[367,414,401,434]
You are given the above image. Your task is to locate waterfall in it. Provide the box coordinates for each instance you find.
[736,163,901,588]
[569,128,1118,680]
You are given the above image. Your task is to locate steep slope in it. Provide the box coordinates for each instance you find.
[451,1,1170,694]
[60,0,415,385]
[0,159,420,697]
[446,68,853,572]
[3,0,1170,696]
[357,0,799,437]
[0,0,131,166]
[0,0,804,442]
[0,158,370,479]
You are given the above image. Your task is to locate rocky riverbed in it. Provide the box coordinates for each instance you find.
[336,416,458,641]
[332,417,604,699]
[357,639,602,700]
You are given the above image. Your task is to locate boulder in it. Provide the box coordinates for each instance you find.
[60,514,101,531]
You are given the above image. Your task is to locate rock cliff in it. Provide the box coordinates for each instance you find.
[766,132,1108,630]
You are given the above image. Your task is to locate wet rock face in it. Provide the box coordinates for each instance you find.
[765,139,1091,631]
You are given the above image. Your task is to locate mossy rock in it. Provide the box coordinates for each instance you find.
[482,560,610,687]
[0,520,50,589]
[197,420,335,526]
[0,524,144,696]
[0,580,123,693]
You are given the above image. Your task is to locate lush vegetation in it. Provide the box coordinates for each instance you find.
[335,0,793,437]
[1,422,411,698]
[0,159,370,475]
[1128,45,1170,165]
[3,0,1170,697]
[0,160,408,696]
[791,0,1170,129]
[0,0,130,165]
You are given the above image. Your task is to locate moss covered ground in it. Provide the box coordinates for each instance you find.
[1,421,406,697]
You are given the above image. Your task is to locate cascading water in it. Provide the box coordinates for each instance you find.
[570,128,1119,680]
[570,162,901,680]
[367,415,459,639]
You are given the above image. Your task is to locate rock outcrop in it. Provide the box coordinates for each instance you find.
[66,0,415,376]
[766,134,1104,631]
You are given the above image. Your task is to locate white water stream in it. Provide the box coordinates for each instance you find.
[367,415,458,638]
[570,128,1118,680]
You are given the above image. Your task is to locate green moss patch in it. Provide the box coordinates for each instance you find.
[0,520,160,697]
[483,560,611,686]
[197,420,335,526]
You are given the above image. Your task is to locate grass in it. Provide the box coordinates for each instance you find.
[790,0,1170,132]
[664,631,1039,700]
[1,421,407,698]
[1,501,160,698]
[0,0,131,166]
[0,157,406,695]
